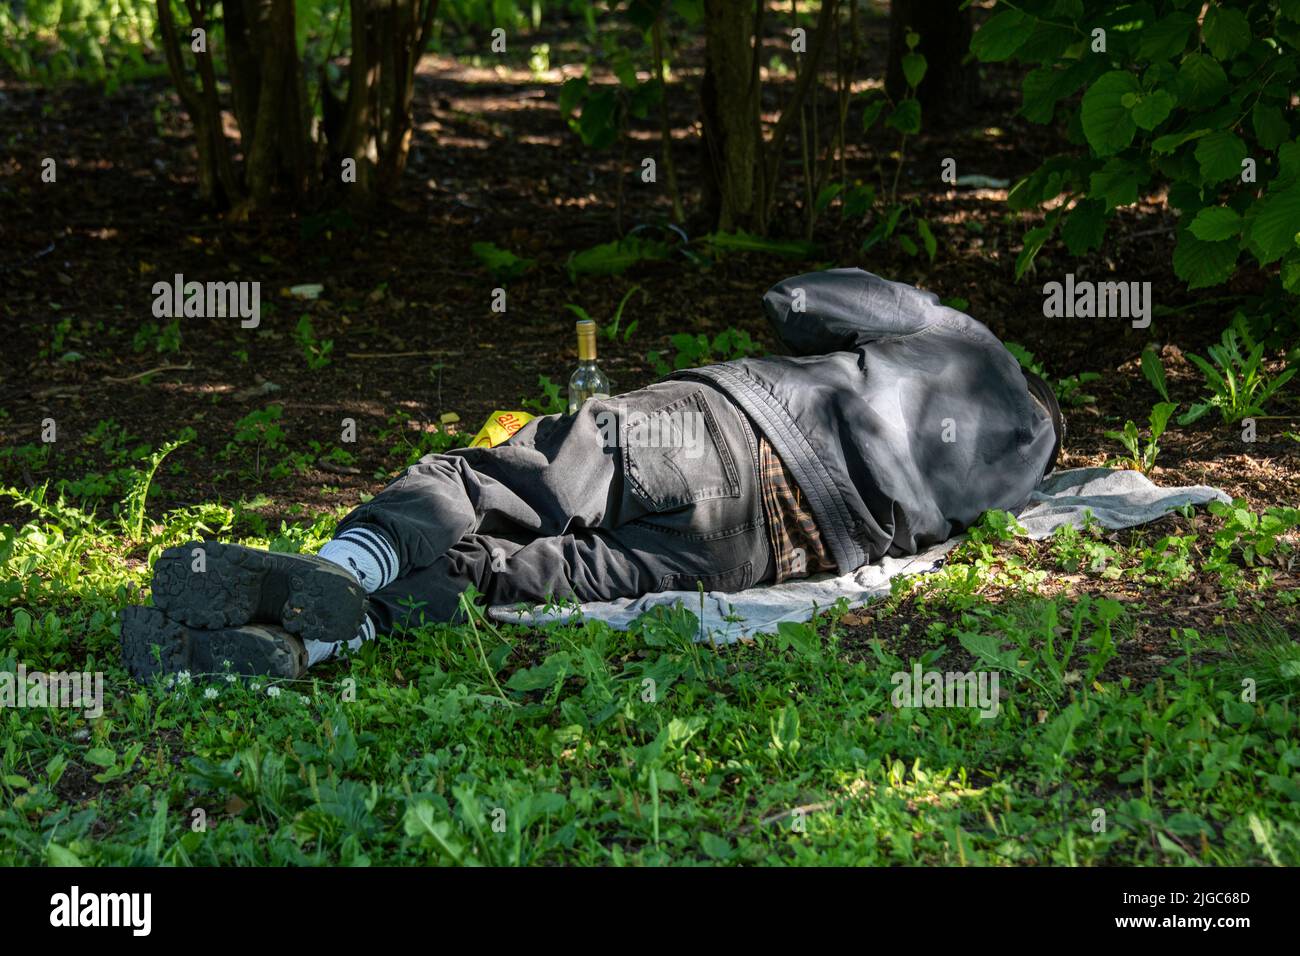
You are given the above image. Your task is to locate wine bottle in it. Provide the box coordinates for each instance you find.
[567,319,610,414]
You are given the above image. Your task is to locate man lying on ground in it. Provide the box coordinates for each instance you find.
[121,268,1065,680]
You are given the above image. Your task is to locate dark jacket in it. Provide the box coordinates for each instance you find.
[671,268,1057,573]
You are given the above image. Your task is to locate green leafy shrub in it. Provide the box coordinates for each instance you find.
[565,236,673,278]
[565,285,644,344]
[0,0,163,90]
[132,319,182,355]
[1141,345,1171,401]
[293,316,334,371]
[1179,313,1295,423]
[852,30,937,261]
[1106,401,1177,474]
[1207,499,1300,570]
[375,409,465,473]
[1004,341,1101,406]
[648,328,762,376]
[697,230,820,260]
[522,375,566,416]
[472,242,535,282]
[221,405,287,480]
[559,64,661,151]
[972,0,1300,303]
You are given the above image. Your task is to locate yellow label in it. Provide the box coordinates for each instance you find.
[470,410,535,448]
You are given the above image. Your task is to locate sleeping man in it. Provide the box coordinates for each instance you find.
[120,268,1064,680]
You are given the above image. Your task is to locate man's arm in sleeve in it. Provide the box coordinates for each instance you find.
[762,268,952,356]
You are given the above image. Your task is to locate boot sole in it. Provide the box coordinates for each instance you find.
[151,541,365,646]
[120,606,308,680]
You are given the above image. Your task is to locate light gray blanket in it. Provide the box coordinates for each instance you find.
[488,468,1231,642]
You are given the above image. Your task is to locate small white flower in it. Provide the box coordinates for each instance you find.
[249,683,262,693]
[225,674,237,684]
[266,686,282,698]
[299,694,310,704]
[176,670,192,686]
[204,688,219,700]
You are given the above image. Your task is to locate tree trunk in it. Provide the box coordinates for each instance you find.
[651,15,683,224]
[224,1,262,143]
[700,0,838,234]
[760,0,837,232]
[700,0,760,233]
[157,0,436,212]
[336,0,437,200]
[243,0,314,207]
[885,0,978,125]
[376,0,436,189]
[158,0,241,205]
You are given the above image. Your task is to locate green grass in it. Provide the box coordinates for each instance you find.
[1,440,1299,866]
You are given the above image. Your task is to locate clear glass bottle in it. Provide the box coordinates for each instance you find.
[567,319,610,414]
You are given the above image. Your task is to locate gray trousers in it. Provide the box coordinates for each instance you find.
[337,380,774,634]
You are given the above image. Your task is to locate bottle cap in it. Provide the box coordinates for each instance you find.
[576,319,597,360]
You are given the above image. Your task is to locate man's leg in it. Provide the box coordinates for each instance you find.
[127,380,771,674]
[314,389,635,594]
[147,542,367,645]
[309,377,750,599]
[133,385,636,674]
[304,531,658,663]
[305,384,774,660]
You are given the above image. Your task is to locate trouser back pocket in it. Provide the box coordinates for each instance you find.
[622,389,741,512]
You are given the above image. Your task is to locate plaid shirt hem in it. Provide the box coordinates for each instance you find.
[756,435,835,583]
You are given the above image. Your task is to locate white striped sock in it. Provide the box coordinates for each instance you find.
[303,613,377,667]
[317,526,398,593]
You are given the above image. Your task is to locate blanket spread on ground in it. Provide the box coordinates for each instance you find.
[487,467,1232,642]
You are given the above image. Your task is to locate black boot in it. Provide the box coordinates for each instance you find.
[120,605,309,680]
[150,541,365,646]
